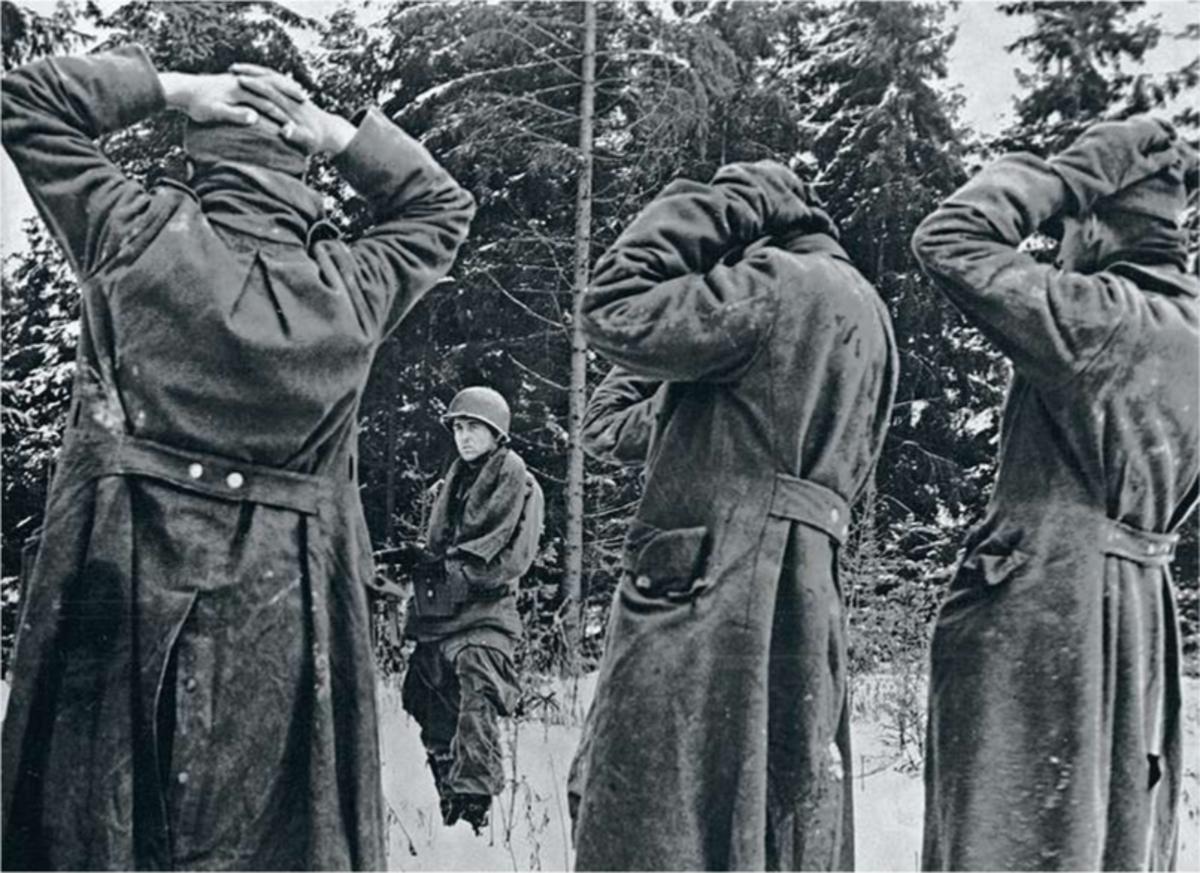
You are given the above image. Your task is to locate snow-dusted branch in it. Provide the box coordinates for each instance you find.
[506,351,569,392]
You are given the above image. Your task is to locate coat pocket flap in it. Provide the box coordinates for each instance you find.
[624,525,709,581]
[964,547,1030,587]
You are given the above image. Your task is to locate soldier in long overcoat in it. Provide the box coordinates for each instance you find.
[912,118,1198,870]
[567,161,898,870]
[1,46,474,869]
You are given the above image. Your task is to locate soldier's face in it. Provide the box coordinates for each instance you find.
[453,419,498,461]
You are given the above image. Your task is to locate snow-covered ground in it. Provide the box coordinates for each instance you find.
[380,673,1200,872]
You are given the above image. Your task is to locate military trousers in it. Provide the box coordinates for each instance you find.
[401,637,520,797]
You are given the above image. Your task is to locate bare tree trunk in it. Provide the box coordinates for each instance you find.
[383,389,398,546]
[562,0,596,672]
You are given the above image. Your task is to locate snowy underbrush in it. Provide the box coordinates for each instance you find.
[377,672,590,872]
[850,667,929,776]
[378,670,931,872]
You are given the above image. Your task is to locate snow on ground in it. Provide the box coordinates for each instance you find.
[380,674,1200,872]
[378,672,587,872]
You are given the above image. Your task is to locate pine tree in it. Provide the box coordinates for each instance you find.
[995,1,1180,154]
[795,1,997,670]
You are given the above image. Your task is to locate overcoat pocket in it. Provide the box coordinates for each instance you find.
[956,539,1030,589]
[622,521,712,602]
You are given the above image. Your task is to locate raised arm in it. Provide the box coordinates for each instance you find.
[911,118,1184,387]
[214,64,477,341]
[330,113,476,338]
[2,47,293,281]
[2,46,166,279]
[582,365,661,465]
[581,161,819,382]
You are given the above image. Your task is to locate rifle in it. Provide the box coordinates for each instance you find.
[369,478,444,598]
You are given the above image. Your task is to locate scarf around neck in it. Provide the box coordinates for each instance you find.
[426,447,530,563]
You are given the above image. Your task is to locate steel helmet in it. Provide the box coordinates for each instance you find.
[442,386,511,440]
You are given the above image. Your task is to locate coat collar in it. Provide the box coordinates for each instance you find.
[748,230,851,266]
[774,231,852,264]
[187,162,326,247]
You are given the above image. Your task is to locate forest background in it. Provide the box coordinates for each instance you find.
[2,0,1198,690]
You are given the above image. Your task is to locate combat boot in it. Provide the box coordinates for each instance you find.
[442,793,491,834]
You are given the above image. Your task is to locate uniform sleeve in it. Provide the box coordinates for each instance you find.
[581,162,817,382]
[1,45,166,280]
[331,109,476,339]
[911,153,1144,388]
[582,365,661,465]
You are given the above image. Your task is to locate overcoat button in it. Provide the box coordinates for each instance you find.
[635,575,652,590]
[177,771,189,785]
[226,471,245,489]
[185,677,197,691]
[188,463,204,479]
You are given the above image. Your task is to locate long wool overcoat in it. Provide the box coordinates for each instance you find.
[569,162,897,871]
[1,47,474,869]
[913,154,1198,870]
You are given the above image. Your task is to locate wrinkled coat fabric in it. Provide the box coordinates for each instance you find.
[580,366,662,466]
[569,162,898,871]
[428,448,533,569]
[1,46,474,870]
[913,154,1198,871]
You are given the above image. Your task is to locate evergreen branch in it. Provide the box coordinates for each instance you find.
[473,267,566,331]
[526,462,568,485]
[493,93,582,123]
[896,440,962,475]
[882,494,918,518]
[507,431,566,452]
[506,351,570,392]
[499,207,576,322]
[393,48,694,124]
[584,499,640,520]
[393,58,583,122]
[498,9,581,53]
[483,22,577,78]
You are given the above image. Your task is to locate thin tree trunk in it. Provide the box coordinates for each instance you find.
[562,0,596,672]
[383,386,398,546]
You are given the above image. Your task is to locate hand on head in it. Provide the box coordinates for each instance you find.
[160,71,267,126]
[161,64,355,156]
[711,161,815,232]
[229,63,353,155]
[1050,117,1188,217]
